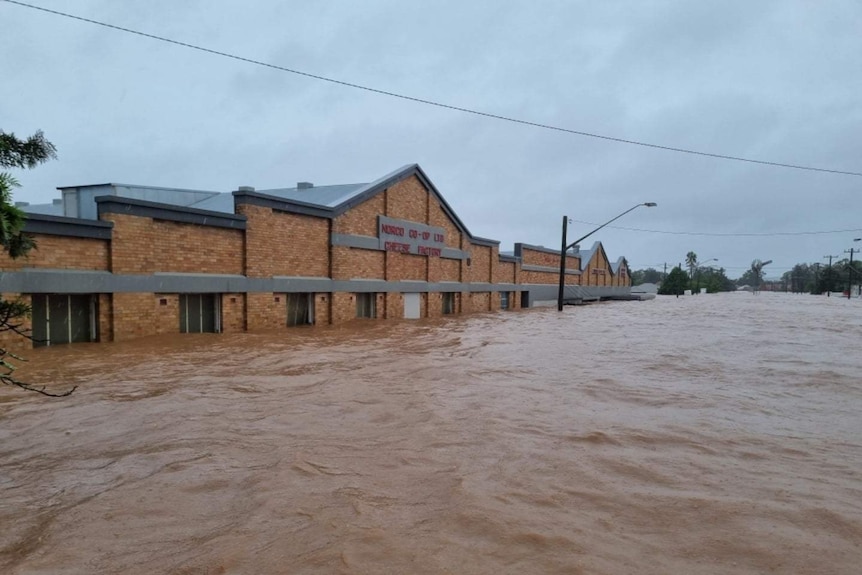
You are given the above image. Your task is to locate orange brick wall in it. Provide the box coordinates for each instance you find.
[222,293,245,333]
[314,294,331,325]
[385,176,427,222]
[112,293,158,341]
[384,292,404,319]
[330,292,385,324]
[98,294,113,342]
[237,204,329,278]
[495,260,517,284]
[429,196,463,250]
[331,292,354,324]
[467,292,491,313]
[334,194,385,237]
[467,245,492,283]
[521,247,580,273]
[101,213,243,275]
[521,270,580,285]
[385,252,426,281]
[432,257,461,282]
[332,246,385,280]
[584,250,611,287]
[0,293,31,353]
[0,234,108,271]
[246,292,283,331]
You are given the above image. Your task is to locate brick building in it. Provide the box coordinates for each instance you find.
[1,164,631,348]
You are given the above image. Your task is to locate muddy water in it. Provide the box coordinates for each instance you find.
[2,293,862,574]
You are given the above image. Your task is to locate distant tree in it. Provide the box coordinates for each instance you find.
[631,267,663,285]
[685,251,698,282]
[658,266,688,296]
[818,262,843,294]
[699,266,734,293]
[749,259,766,294]
[782,263,815,293]
[0,129,75,397]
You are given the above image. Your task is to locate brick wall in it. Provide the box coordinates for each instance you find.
[384,292,404,319]
[246,292,282,331]
[0,234,109,271]
[222,293,245,333]
[332,246,384,280]
[237,204,329,278]
[584,249,610,286]
[98,294,113,342]
[428,194,463,250]
[101,213,243,275]
[495,260,517,284]
[0,293,31,353]
[334,193,385,237]
[111,293,157,341]
[385,252,426,282]
[428,258,461,282]
[519,246,580,286]
[467,244,492,283]
[467,292,491,313]
[314,293,331,325]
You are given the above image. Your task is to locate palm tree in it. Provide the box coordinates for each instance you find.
[685,251,698,283]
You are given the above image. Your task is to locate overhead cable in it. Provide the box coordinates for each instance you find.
[4,0,862,178]
[569,220,862,237]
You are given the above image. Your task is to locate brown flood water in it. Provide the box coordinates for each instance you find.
[2,292,862,574]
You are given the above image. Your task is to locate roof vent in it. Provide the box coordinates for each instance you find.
[14,201,29,207]
[297,181,314,190]
[237,186,255,192]
[53,198,63,205]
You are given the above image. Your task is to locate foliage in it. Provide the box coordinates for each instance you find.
[695,266,734,293]
[0,130,57,169]
[630,267,663,285]
[781,263,818,293]
[0,129,75,396]
[749,259,766,294]
[658,266,688,295]
[0,173,37,258]
[685,251,698,280]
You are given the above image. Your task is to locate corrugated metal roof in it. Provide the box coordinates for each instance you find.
[187,193,236,214]
[255,183,368,208]
[21,202,64,216]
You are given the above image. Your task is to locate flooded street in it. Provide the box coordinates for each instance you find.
[2,292,862,574]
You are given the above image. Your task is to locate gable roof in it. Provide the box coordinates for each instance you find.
[610,256,628,275]
[232,163,499,247]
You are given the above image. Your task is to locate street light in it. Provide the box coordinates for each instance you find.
[557,202,657,311]
[694,258,718,293]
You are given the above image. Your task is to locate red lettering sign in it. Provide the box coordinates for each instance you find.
[384,241,411,253]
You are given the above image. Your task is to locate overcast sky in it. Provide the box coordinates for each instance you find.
[2,0,861,279]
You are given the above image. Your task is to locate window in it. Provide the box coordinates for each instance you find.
[356,293,376,318]
[286,293,313,326]
[500,291,509,310]
[30,294,96,347]
[442,292,456,315]
[180,294,220,333]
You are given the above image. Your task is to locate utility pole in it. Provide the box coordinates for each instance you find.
[824,255,838,296]
[845,248,858,299]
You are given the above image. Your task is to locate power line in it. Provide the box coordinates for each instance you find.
[5,0,862,179]
[569,219,862,237]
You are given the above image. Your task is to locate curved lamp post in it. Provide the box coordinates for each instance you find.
[694,258,718,293]
[557,202,657,311]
